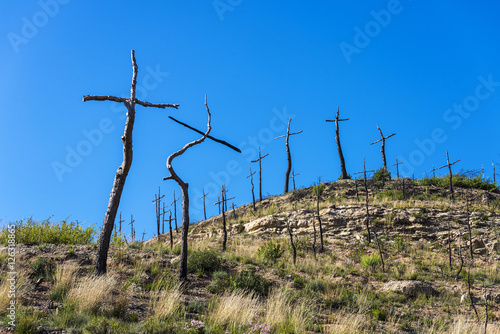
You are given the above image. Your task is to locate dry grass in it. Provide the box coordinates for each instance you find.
[265,288,315,333]
[149,285,183,320]
[208,290,262,329]
[67,274,116,312]
[424,316,500,334]
[325,312,368,334]
[0,271,29,313]
[53,264,78,289]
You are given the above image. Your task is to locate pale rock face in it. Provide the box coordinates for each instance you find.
[383,280,436,297]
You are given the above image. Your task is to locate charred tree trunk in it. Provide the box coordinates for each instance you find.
[284,120,292,194]
[164,96,211,282]
[316,189,324,253]
[335,107,349,179]
[286,221,296,265]
[168,212,173,250]
[222,186,228,252]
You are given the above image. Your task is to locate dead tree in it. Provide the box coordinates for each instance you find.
[129,215,135,242]
[162,203,170,235]
[392,158,404,179]
[370,124,396,170]
[313,183,325,253]
[152,187,165,240]
[354,160,375,243]
[215,186,228,252]
[84,50,179,276]
[230,202,237,220]
[290,169,300,191]
[168,211,173,250]
[171,191,180,233]
[246,167,256,211]
[326,106,350,179]
[436,151,460,198]
[286,220,297,265]
[118,212,124,234]
[429,165,439,178]
[274,118,303,194]
[251,147,268,201]
[163,95,240,281]
[199,187,209,221]
[493,163,496,184]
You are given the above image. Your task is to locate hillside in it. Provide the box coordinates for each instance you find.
[2,178,500,333]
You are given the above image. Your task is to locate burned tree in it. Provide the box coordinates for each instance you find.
[354,160,375,243]
[251,147,269,201]
[214,185,234,252]
[370,123,396,170]
[129,215,135,242]
[199,188,209,221]
[168,211,173,250]
[286,220,297,265]
[163,95,240,282]
[246,167,256,211]
[313,182,325,253]
[152,187,165,240]
[392,158,404,179]
[290,169,300,191]
[326,106,350,179]
[118,212,124,234]
[171,191,180,233]
[274,118,303,194]
[84,50,179,276]
[436,151,460,198]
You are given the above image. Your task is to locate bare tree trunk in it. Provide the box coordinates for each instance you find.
[222,187,227,252]
[312,218,317,259]
[335,107,349,179]
[169,212,173,250]
[363,171,372,243]
[284,119,292,194]
[92,58,137,277]
[164,96,212,282]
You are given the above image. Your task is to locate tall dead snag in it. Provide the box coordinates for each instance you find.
[493,163,496,184]
[354,160,375,243]
[168,211,173,250]
[313,183,325,253]
[214,185,234,252]
[274,118,303,194]
[162,203,169,235]
[171,191,180,233]
[84,50,179,276]
[436,151,460,198]
[164,95,240,282]
[370,123,396,170]
[290,169,300,191]
[200,188,209,221]
[246,167,256,211]
[326,106,350,179]
[392,158,403,179]
[129,215,135,242]
[152,187,165,240]
[251,147,268,201]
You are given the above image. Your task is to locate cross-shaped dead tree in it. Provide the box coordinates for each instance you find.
[163,95,239,282]
[162,202,169,235]
[326,106,350,179]
[141,230,147,243]
[171,191,180,233]
[429,165,439,178]
[392,158,404,179]
[129,214,135,242]
[370,124,396,170]
[214,185,234,252]
[436,151,460,197]
[84,50,179,276]
[230,202,237,220]
[275,118,303,194]
[152,187,165,240]
[290,169,300,191]
[168,211,173,250]
[354,160,375,243]
[246,167,257,211]
[199,187,209,221]
[251,146,269,201]
[118,212,124,234]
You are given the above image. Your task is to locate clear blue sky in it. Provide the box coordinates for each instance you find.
[1,1,499,239]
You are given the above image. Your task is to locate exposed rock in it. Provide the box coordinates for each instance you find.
[382,280,437,297]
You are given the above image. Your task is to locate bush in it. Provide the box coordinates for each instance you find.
[230,266,271,297]
[373,168,391,182]
[207,270,230,294]
[257,239,285,264]
[420,174,498,192]
[188,248,222,276]
[0,217,96,245]
[30,257,55,281]
[361,254,381,271]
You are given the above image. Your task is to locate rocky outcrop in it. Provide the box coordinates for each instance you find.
[383,280,437,297]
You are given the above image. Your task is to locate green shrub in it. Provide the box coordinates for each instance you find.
[361,253,381,271]
[306,280,326,293]
[373,168,391,182]
[372,307,388,321]
[0,217,96,245]
[257,239,285,264]
[207,270,230,294]
[292,276,307,289]
[420,174,498,192]
[230,266,271,297]
[187,301,204,314]
[30,257,55,281]
[188,248,222,276]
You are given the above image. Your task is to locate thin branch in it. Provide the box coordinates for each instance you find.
[135,99,179,109]
[274,130,303,140]
[168,116,240,153]
[83,95,129,103]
